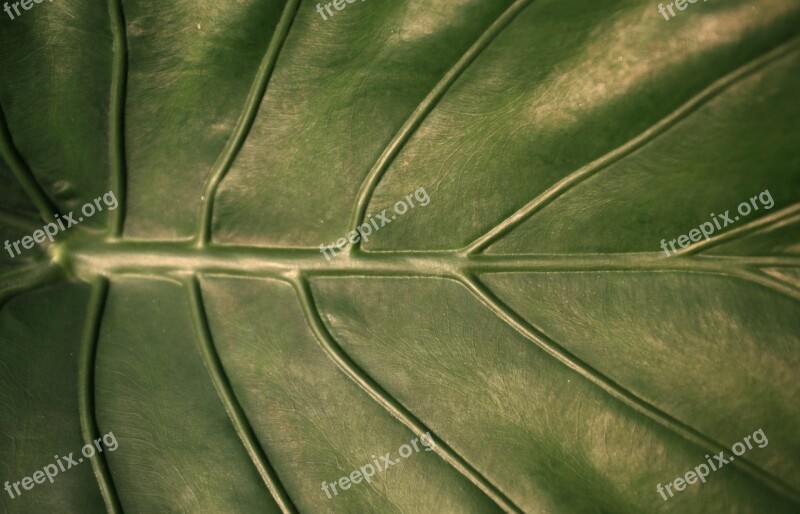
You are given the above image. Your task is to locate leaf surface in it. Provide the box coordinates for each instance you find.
[1,0,799,512]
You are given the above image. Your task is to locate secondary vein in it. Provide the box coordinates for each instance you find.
[196,0,302,247]
[346,0,535,253]
[107,0,129,239]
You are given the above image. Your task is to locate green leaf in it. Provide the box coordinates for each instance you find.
[1,0,799,512]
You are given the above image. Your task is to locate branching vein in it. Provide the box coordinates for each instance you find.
[196,0,302,247]
[78,278,124,514]
[291,274,523,513]
[456,272,800,506]
[347,0,534,252]
[184,275,297,514]
[466,35,800,254]
[107,0,129,239]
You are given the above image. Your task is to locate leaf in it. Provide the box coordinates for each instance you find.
[1,0,799,512]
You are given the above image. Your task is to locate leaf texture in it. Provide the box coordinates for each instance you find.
[0,0,799,512]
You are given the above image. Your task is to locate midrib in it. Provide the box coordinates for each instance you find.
[60,238,799,281]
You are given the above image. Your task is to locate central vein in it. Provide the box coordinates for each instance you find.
[57,238,797,282]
